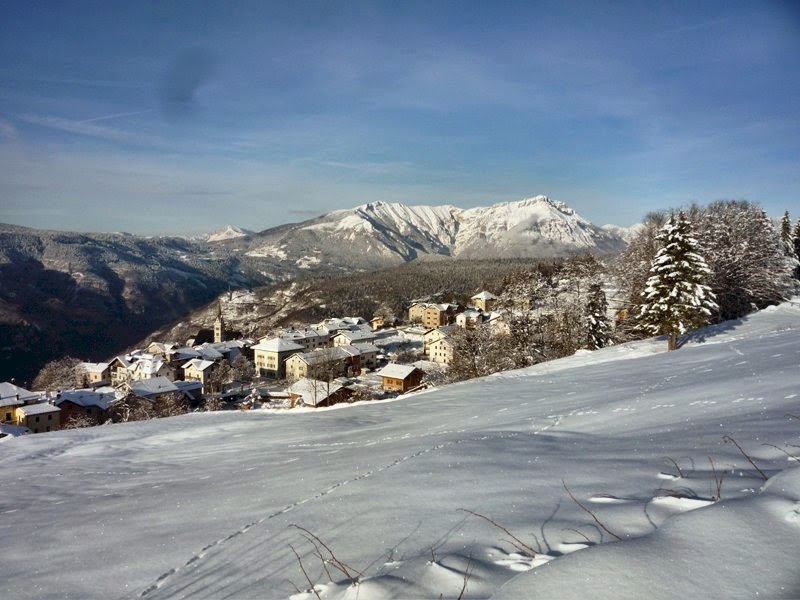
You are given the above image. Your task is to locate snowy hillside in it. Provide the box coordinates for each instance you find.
[241,196,628,264]
[2,302,799,599]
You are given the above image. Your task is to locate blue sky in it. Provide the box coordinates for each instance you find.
[1,1,798,234]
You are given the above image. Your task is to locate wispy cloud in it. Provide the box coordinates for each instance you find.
[19,112,159,147]
[0,116,17,140]
[77,109,154,124]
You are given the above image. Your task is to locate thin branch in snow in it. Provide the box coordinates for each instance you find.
[761,443,799,462]
[456,554,473,600]
[289,524,361,586]
[561,527,592,544]
[722,435,768,481]
[561,481,623,542]
[458,508,539,556]
[663,456,685,478]
[708,456,725,501]
[289,544,322,600]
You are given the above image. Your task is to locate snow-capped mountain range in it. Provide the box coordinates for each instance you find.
[233,196,631,267]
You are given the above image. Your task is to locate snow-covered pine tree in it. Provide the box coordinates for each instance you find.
[638,212,718,350]
[781,211,792,254]
[794,219,800,280]
[585,283,611,350]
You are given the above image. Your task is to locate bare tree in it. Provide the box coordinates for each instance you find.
[153,392,188,417]
[63,413,96,429]
[32,356,83,391]
[109,394,155,423]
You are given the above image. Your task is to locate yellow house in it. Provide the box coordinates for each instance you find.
[1,382,38,424]
[252,338,304,379]
[182,358,218,393]
[428,337,456,365]
[471,291,498,312]
[408,302,457,328]
[285,348,348,382]
[77,362,110,386]
[377,364,424,393]
[423,325,457,356]
[16,402,61,434]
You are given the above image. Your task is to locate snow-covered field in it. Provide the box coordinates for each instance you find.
[2,302,799,599]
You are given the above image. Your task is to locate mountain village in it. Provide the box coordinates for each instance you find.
[0,290,505,437]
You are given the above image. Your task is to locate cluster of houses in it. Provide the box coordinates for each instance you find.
[412,291,507,364]
[1,291,502,438]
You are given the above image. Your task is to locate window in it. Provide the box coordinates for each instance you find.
[48,414,52,421]
[36,416,40,423]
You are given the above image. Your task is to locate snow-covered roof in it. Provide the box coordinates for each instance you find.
[0,382,39,406]
[78,362,110,373]
[17,402,61,416]
[287,378,344,406]
[130,357,171,377]
[182,358,216,372]
[195,346,224,361]
[471,291,498,300]
[333,330,376,342]
[252,338,305,353]
[279,327,327,341]
[292,347,351,365]
[109,355,134,368]
[55,389,115,410]
[352,343,380,354]
[168,347,201,360]
[378,364,421,379]
[128,377,179,397]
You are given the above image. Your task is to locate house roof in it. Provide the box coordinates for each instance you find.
[423,325,458,337]
[173,380,204,393]
[351,342,380,354]
[0,382,39,407]
[130,357,172,378]
[378,364,421,380]
[108,355,134,369]
[278,327,328,341]
[472,291,498,300]
[55,389,115,410]
[194,346,225,361]
[252,338,305,352]
[17,402,61,416]
[78,362,110,373]
[287,378,344,406]
[182,358,217,372]
[128,377,179,397]
[290,347,350,366]
[168,347,202,360]
[147,342,177,354]
[334,330,376,342]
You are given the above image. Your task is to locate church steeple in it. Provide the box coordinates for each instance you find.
[213,301,225,343]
